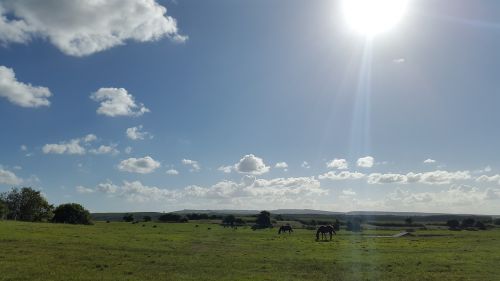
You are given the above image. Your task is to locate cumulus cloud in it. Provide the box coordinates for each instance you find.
[166,169,179,175]
[42,134,97,155]
[217,165,233,173]
[89,144,119,155]
[367,170,471,185]
[234,154,270,175]
[0,0,187,56]
[0,65,51,107]
[118,156,161,174]
[326,158,348,170]
[185,176,326,203]
[90,88,149,117]
[97,180,177,203]
[75,185,94,194]
[0,167,22,185]
[275,162,288,171]
[476,174,500,184]
[182,159,200,172]
[423,159,436,164]
[357,156,374,168]
[318,171,365,181]
[301,161,311,169]
[126,125,152,140]
[124,146,133,154]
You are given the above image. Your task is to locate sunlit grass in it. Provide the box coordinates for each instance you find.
[0,221,498,280]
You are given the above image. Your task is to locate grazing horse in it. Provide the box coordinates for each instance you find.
[316,225,336,240]
[278,225,293,234]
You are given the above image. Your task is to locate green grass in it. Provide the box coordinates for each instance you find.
[0,221,499,280]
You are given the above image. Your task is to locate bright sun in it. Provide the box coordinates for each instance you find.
[342,0,409,37]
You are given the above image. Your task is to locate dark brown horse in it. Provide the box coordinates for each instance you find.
[278,225,293,234]
[316,225,336,240]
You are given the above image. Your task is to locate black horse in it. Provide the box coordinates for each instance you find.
[278,225,293,234]
[316,225,336,240]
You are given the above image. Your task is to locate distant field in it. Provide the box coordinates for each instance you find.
[0,221,499,281]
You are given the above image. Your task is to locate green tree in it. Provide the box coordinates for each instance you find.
[0,199,7,219]
[52,203,92,225]
[123,213,134,222]
[143,216,152,222]
[461,218,475,228]
[255,211,272,228]
[405,217,413,225]
[447,219,460,229]
[222,214,236,226]
[333,219,341,231]
[0,187,53,221]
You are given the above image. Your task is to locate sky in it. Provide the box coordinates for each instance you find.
[0,0,500,214]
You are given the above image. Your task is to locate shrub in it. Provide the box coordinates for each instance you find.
[346,220,362,232]
[52,203,92,225]
[446,219,460,229]
[255,211,272,228]
[123,213,134,222]
[493,218,500,226]
[222,215,236,226]
[0,187,53,222]
[143,216,152,222]
[158,213,187,223]
[461,218,475,228]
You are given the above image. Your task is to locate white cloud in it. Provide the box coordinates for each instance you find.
[326,158,348,170]
[96,181,119,194]
[97,180,177,203]
[423,159,436,164]
[367,173,407,184]
[476,174,500,184]
[357,156,374,168]
[42,139,86,155]
[0,167,22,185]
[42,134,97,155]
[275,162,288,171]
[166,169,179,175]
[0,0,187,56]
[341,189,356,196]
[367,170,471,185]
[124,146,133,154]
[318,171,365,180]
[126,125,152,140]
[301,161,310,169]
[118,156,160,174]
[0,65,51,107]
[75,185,94,194]
[90,88,149,117]
[182,159,200,172]
[20,145,27,151]
[89,144,119,155]
[234,154,270,175]
[393,58,405,64]
[217,165,233,173]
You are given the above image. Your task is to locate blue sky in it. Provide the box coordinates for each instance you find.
[1,0,499,214]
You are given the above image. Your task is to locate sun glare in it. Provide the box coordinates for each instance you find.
[342,0,409,37]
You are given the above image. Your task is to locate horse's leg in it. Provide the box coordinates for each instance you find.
[329,231,332,240]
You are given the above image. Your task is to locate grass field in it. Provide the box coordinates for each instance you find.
[1,221,499,281]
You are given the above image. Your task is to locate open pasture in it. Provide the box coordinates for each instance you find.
[0,221,499,281]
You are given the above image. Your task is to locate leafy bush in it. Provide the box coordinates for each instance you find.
[143,216,152,222]
[0,187,53,222]
[52,203,92,225]
[255,211,272,228]
[461,218,475,228]
[493,218,500,226]
[158,213,187,223]
[346,220,362,232]
[447,219,460,229]
[123,213,134,222]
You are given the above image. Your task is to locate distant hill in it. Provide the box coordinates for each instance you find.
[92,209,495,222]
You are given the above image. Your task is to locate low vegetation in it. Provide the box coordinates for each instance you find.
[0,220,499,280]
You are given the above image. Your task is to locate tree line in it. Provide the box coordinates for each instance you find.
[0,187,91,225]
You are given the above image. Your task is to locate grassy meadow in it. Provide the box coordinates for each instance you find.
[0,220,499,281]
